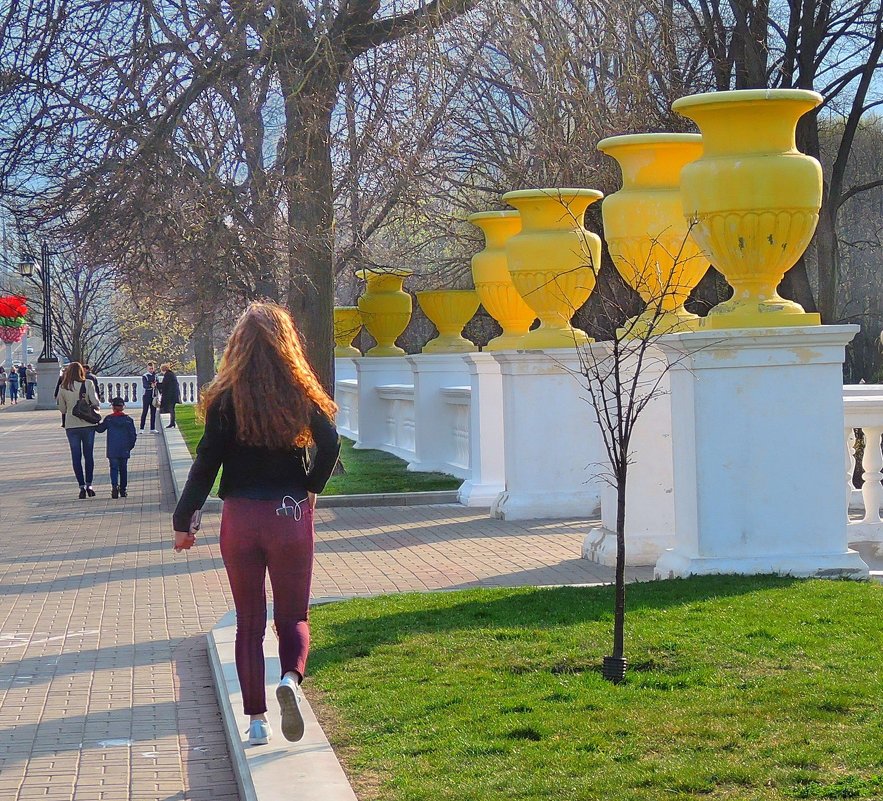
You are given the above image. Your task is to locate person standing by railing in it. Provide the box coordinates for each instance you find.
[140,361,158,432]
[159,363,180,428]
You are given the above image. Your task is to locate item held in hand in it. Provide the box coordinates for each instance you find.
[189,510,202,534]
[276,496,306,521]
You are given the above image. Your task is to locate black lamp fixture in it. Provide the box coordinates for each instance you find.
[17,253,35,278]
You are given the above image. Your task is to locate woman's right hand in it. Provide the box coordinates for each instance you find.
[174,530,196,552]
[308,492,317,510]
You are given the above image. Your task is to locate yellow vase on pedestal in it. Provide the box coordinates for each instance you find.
[417,290,481,353]
[333,306,362,357]
[598,133,707,337]
[356,268,413,356]
[467,211,536,350]
[502,188,603,348]
[673,89,823,328]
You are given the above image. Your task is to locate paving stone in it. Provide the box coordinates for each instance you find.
[1,407,650,801]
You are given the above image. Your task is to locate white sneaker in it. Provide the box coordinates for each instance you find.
[276,675,305,742]
[247,718,271,746]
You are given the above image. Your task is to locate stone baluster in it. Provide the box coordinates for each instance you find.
[845,427,857,517]
[860,426,883,525]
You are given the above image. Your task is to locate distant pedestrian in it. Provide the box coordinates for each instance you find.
[83,364,103,403]
[17,364,26,393]
[96,397,137,498]
[56,361,101,499]
[0,367,6,405]
[140,361,158,432]
[25,364,36,399]
[159,363,180,428]
[7,369,19,404]
[172,302,340,747]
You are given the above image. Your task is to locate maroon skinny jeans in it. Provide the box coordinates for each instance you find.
[219,497,314,715]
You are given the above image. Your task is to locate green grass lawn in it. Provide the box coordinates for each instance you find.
[307,576,883,801]
[174,405,461,496]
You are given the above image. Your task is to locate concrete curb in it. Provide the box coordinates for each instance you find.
[158,414,222,511]
[159,416,462,509]
[207,609,358,801]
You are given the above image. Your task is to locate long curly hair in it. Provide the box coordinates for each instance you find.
[199,302,337,448]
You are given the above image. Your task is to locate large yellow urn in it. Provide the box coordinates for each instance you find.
[467,211,536,350]
[416,290,481,353]
[598,133,708,337]
[355,268,413,356]
[502,188,604,348]
[673,89,823,328]
[333,306,362,357]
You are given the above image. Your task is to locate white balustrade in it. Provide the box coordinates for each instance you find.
[440,387,471,475]
[376,385,416,461]
[844,390,883,553]
[94,375,199,408]
[335,378,359,440]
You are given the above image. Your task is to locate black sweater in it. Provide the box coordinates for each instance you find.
[172,398,340,532]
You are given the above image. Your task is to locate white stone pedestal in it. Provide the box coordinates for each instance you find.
[334,357,358,382]
[353,357,412,451]
[406,354,471,477]
[458,353,506,507]
[654,326,868,580]
[36,358,61,410]
[583,351,675,566]
[491,350,605,520]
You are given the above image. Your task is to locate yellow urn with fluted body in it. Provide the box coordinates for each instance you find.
[333,306,362,357]
[502,188,604,348]
[356,268,413,356]
[673,89,823,328]
[468,211,536,350]
[598,133,708,337]
[416,290,481,353]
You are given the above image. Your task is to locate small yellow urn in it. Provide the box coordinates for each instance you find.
[597,133,707,337]
[468,211,536,350]
[356,268,413,356]
[416,290,481,353]
[673,89,823,328]
[333,306,362,357]
[502,188,603,349]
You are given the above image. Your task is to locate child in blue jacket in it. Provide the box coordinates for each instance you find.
[96,397,138,498]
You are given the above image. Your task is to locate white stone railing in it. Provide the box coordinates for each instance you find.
[335,378,359,440]
[844,386,883,552]
[376,384,416,462]
[440,386,471,476]
[95,375,199,407]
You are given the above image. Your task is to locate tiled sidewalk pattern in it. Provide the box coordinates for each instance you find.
[1,409,630,800]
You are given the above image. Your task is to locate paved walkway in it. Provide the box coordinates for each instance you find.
[0,409,632,800]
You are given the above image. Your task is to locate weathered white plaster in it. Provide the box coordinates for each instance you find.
[458,353,506,507]
[334,357,358,382]
[655,325,868,579]
[583,347,675,566]
[491,349,605,520]
[353,357,413,451]
[406,354,472,478]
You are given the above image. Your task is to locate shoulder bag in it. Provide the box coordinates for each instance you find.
[72,382,101,425]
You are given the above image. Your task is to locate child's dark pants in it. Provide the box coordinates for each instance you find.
[220,497,313,715]
[109,457,128,489]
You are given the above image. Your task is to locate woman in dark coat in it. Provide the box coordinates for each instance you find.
[159,363,181,428]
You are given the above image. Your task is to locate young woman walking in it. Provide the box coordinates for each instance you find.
[172,303,340,747]
[56,362,101,498]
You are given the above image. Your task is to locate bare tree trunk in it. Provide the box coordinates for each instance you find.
[613,467,627,660]
[816,201,839,323]
[280,72,337,394]
[192,314,215,390]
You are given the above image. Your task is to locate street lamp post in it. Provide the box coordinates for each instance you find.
[18,242,59,410]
